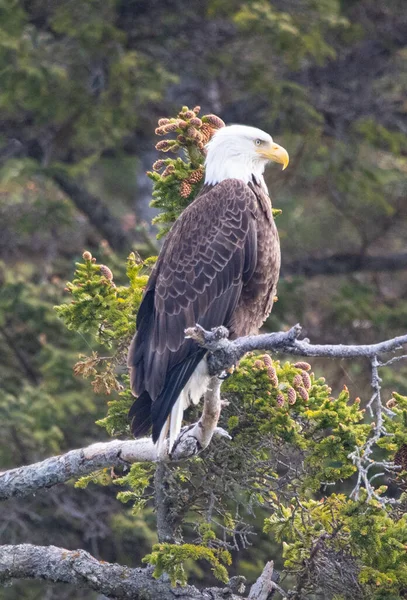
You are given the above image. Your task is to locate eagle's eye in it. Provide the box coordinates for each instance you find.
[255,139,262,146]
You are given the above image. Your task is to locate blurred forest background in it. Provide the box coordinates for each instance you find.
[0,0,406,598]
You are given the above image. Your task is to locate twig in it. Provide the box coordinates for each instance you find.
[348,356,400,504]
[249,561,279,600]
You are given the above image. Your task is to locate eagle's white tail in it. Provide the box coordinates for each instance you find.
[156,358,210,456]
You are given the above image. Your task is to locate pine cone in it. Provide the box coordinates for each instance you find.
[301,371,312,390]
[152,159,166,171]
[287,387,297,405]
[187,126,202,141]
[180,181,192,198]
[203,114,225,129]
[162,123,179,133]
[294,361,311,371]
[297,387,309,402]
[162,164,175,177]
[267,366,278,387]
[200,123,216,143]
[188,168,204,184]
[156,140,172,152]
[276,392,285,407]
[100,265,113,281]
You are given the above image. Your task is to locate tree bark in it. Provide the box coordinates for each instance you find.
[0,544,245,600]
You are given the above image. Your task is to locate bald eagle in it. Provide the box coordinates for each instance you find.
[128,125,289,452]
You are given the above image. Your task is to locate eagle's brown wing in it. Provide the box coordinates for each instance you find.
[128,179,258,441]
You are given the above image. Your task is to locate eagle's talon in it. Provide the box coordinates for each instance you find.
[213,427,232,440]
[218,365,235,380]
[218,371,229,380]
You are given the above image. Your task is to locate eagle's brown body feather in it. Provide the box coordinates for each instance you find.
[128,177,280,442]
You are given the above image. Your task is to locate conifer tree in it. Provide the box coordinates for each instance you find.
[51,107,407,600]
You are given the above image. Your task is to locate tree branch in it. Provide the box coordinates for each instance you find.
[185,324,407,376]
[2,325,406,501]
[0,439,157,501]
[0,544,245,599]
[248,561,286,599]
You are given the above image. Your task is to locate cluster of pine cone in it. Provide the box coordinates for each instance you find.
[254,355,314,408]
[152,106,225,199]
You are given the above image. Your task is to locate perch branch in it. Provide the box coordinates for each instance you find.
[186,323,407,502]
[185,324,407,375]
[1,325,406,502]
[0,544,245,600]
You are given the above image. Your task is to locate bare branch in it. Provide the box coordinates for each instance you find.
[0,544,244,599]
[185,323,407,376]
[0,394,231,501]
[0,439,157,501]
[249,561,287,600]
[349,356,401,504]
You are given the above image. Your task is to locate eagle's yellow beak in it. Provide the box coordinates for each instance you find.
[258,142,289,170]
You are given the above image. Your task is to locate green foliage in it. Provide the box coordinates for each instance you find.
[233,0,350,68]
[379,392,407,455]
[0,0,170,169]
[95,383,134,436]
[75,468,113,489]
[0,265,102,467]
[143,543,231,586]
[54,250,154,437]
[223,354,370,491]
[55,250,150,347]
[115,463,156,514]
[265,493,407,599]
[148,106,225,237]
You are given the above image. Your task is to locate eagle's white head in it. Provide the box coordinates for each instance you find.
[204,124,289,188]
